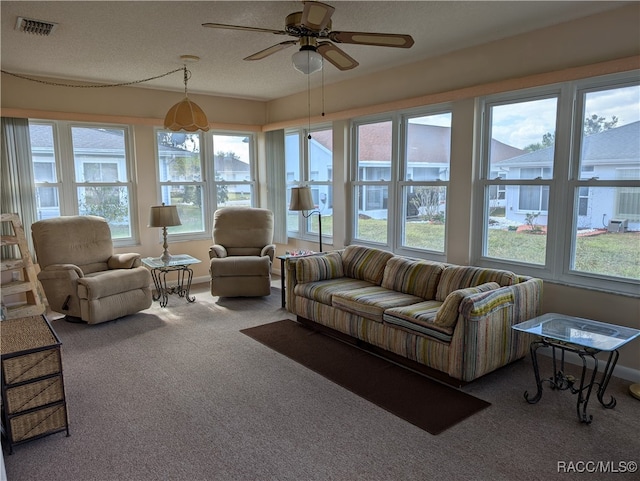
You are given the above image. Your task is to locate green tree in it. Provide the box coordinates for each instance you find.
[584,114,618,135]
[409,187,445,223]
[215,174,228,205]
[524,132,555,152]
[80,186,129,223]
[524,114,618,152]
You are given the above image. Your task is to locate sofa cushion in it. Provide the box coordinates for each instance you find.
[435,265,518,301]
[293,278,373,306]
[210,255,271,277]
[381,257,445,299]
[333,286,423,323]
[296,251,344,284]
[341,245,394,285]
[434,282,500,328]
[383,300,453,342]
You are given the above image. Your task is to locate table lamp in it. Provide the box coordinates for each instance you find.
[289,186,322,252]
[149,203,182,262]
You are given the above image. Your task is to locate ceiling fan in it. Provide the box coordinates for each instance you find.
[202,0,414,74]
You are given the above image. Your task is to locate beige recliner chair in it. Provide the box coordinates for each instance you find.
[209,207,275,297]
[32,215,152,324]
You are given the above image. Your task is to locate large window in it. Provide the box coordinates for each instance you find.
[351,108,451,255]
[569,82,640,282]
[285,126,333,243]
[401,113,451,253]
[29,121,137,243]
[156,132,205,234]
[155,130,256,238]
[480,95,558,265]
[211,133,254,208]
[477,73,640,294]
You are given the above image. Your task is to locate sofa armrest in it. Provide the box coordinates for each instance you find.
[261,244,276,262]
[108,253,141,269]
[38,264,84,279]
[77,266,151,300]
[285,257,301,314]
[449,278,543,381]
[209,245,227,259]
[37,264,84,316]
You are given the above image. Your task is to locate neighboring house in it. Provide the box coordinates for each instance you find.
[304,130,334,216]
[495,121,640,231]
[338,122,523,219]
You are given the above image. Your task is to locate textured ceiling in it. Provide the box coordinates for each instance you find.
[0,1,631,101]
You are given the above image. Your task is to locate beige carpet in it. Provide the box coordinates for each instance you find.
[3,283,639,481]
[241,319,490,434]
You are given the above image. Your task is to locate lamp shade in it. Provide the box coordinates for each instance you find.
[164,97,210,132]
[289,186,315,211]
[292,49,323,75]
[149,204,182,228]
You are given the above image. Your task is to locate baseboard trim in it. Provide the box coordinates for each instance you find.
[538,348,640,383]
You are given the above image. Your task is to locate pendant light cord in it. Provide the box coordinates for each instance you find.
[1,67,184,88]
[183,66,192,96]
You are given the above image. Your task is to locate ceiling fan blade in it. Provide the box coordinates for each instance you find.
[301,1,335,31]
[317,42,358,71]
[244,40,297,61]
[202,22,288,36]
[329,31,414,48]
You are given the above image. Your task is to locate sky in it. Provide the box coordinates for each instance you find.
[491,85,640,149]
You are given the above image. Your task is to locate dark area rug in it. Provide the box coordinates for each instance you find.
[241,319,490,435]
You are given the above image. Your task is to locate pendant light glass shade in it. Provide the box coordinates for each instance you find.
[164,97,210,132]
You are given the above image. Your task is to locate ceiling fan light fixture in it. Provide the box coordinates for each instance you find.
[292,48,323,75]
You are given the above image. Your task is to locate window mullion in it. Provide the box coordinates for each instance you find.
[56,122,77,215]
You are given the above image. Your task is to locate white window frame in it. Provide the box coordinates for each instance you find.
[350,105,452,260]
[285,124,333,245]
[474,72,639,296]
[209,131,257,211]
[351,115,396,250]
[154,129,257,242]
[30,120,139,247]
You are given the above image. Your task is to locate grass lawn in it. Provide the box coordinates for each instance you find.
[355,218,639,280]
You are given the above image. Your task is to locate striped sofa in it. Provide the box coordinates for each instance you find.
[285,245,542,383]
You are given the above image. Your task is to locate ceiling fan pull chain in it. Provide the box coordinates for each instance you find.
[307,62,312,139]
[321,57,325,117]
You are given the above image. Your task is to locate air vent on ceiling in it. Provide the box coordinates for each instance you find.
[15,16,58,36]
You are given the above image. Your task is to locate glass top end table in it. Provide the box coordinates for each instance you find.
[142,254,201,269]
[513,313,640,424]
[142,254,201,307]
[513,313,640,351]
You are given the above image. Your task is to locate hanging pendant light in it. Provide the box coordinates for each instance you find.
[164,55,209,132]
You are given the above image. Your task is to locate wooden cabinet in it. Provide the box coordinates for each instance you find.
[1,315,69,454]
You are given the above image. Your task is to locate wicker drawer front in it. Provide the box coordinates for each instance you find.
[5,376,64,415]
[8,403,67,443]
[2,348,60,385]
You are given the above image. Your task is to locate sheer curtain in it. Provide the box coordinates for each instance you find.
[1,117,37,256]
[265,129,287,245]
